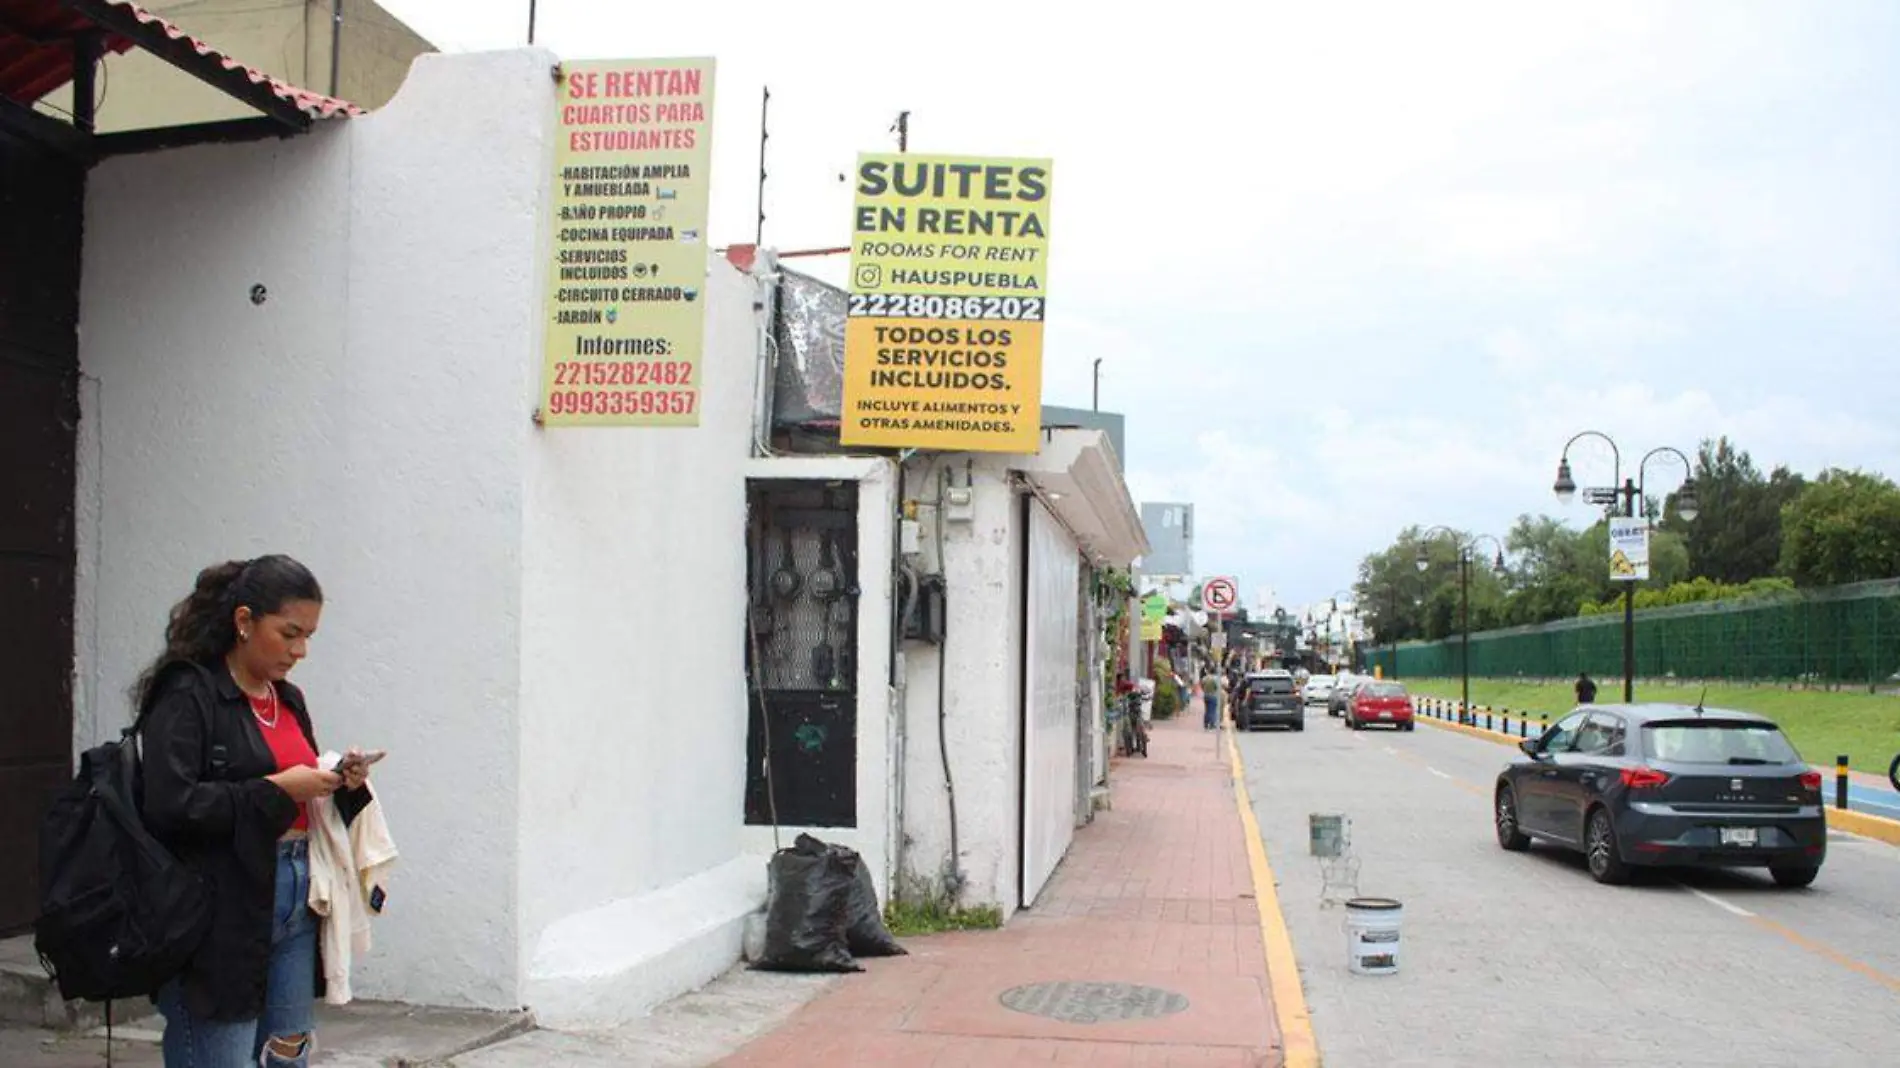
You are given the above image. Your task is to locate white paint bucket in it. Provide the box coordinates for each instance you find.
[1344,897,1402,975]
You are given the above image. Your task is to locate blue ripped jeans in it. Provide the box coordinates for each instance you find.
[158,839,317,1068]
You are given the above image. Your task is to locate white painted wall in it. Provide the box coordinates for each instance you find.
[899,457,1025,916]
[517,256,765,1028]
[74,49,558,1009]
[74,48,777,1021]
[737,457,896,902]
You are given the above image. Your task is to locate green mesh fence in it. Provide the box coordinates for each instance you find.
[1368,579,1900,684]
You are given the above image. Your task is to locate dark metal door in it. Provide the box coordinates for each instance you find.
[743,480,859,829]
[0,132,83,933]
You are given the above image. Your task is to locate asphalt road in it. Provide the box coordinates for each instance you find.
[1238,703,1900,1068]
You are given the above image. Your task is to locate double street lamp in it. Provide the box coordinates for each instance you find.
[1415,528,1506,725]
[1551,431,1700,703]
[1323,590,1357,672]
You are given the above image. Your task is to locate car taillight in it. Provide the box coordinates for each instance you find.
[1620,767,1670,789]
[1798,771,1822,791]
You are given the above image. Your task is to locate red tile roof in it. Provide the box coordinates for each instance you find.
[0,0,359,121]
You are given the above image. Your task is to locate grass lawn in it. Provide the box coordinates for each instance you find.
[1403,677,1900,775]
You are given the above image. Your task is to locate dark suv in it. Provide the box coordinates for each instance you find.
[1239,671,1303,731]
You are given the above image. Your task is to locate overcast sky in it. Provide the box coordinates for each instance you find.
[380,0,1900,610]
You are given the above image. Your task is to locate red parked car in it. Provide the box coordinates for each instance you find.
[1346,681,1415,731]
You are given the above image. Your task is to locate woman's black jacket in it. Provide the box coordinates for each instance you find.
[138,659,364,1022]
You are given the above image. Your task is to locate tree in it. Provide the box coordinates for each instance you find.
[1354,529,1432,645]
[1672,437,1805,584]
[1779,469,1900,587]
[1499,515,1595,625]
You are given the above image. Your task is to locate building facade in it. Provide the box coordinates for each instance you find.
[11,35,1148,1027]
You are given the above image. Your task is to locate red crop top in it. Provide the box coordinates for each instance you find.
[248,687,319,832]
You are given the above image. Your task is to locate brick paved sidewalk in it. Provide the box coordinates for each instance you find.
[721,716,1281,1067]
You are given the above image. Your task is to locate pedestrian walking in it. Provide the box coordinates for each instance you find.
[1575,671,1598,705]
[136,555,378,1068]
[1200,667,1223,730]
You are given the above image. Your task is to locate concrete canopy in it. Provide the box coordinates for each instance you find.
[1017,427,1148,568]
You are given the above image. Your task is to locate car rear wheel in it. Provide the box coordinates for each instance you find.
[1292,718,1305,732]
[1585,808,1629,885]
[1401,721,1415,732]
[1771,864,1820,889]
[1495,787,1530,851]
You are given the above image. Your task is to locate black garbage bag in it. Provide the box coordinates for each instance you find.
[752,844,861,973]
[793,834,907,957]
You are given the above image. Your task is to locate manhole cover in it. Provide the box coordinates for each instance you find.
[997,981,1189,1024]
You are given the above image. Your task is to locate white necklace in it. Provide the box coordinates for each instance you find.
[247,682,280,729]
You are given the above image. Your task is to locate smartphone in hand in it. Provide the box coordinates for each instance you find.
[335,749,388,774]
[330,744,389,767]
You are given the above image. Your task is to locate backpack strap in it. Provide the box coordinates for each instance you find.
[85,737,181,884]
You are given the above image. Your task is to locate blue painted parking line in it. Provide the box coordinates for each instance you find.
[1841,781,1900,820]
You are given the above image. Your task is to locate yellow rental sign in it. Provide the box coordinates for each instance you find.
[839,153,1053,453]
[540,57,715,427]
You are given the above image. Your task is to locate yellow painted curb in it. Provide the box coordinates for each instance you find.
[1414,706,1900,848]
[1415,712,1525,748]
[1225,728,1321,1068]
[1829,807,1900,846]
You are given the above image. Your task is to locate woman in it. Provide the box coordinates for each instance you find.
[1199,667,1223,731]
[136,555,370,1068]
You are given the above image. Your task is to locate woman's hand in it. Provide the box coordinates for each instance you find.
[338,759,370,791]
[268,764,342,803]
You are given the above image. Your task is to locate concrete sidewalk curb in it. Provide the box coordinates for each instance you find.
[1224,727,1320,1068]
[1413,703,1900,848]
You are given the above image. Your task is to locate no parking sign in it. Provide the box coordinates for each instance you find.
[1202,577,1238,615]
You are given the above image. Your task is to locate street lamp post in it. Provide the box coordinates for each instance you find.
[1384,587,1399,679]
[1417,528,1507,725]
[1552,433,1699,703]
[1326,591,1356,673]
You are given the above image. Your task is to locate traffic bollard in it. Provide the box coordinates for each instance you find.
[1485,708,1494,732]
[1836,756,1849,811]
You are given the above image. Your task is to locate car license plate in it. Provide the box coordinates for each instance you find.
[1378,710,1392,719]
[1720,827,1758,847]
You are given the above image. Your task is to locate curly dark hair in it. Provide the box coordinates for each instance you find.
[132,555,323,714]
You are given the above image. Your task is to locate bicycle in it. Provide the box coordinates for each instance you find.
[1116,693,1148,758]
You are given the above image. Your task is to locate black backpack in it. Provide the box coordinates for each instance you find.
[34,701,212,1003]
